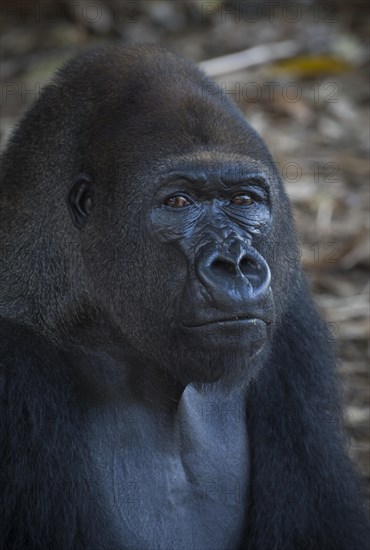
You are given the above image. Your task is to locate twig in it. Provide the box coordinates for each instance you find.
[199,40,301,77]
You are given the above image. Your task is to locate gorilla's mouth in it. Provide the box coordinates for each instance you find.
[182,316,268,328]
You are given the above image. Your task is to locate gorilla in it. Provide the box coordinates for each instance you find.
[0,44,369,550]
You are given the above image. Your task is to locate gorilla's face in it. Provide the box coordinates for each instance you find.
[150,155,274,352]
[68,52,297,387]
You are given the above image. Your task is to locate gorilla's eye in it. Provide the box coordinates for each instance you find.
[230,194,254,206]
[164,195,191,208]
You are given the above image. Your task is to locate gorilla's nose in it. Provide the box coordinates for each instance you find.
[195,240,271,307]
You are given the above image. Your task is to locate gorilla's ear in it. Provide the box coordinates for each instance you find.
[68,173,93,228]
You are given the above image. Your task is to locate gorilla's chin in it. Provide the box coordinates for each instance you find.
[169,333,268,390]
[181,318,268,353]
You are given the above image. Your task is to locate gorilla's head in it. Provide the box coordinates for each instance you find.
[1,45,299,388]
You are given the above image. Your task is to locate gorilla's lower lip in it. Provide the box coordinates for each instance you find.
[181,318,268,352]
[182,317,267,329]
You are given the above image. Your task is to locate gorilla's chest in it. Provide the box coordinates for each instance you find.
[89,386,249,550]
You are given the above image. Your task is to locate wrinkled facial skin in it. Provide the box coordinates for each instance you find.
[150,157,274,354]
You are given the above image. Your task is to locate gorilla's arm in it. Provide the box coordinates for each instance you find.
[0,319,119,550]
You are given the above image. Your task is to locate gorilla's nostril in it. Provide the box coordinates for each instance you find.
[212,259,237,276]
[239,257,260,283]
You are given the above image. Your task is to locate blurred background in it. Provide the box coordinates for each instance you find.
[1,0,369,504]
